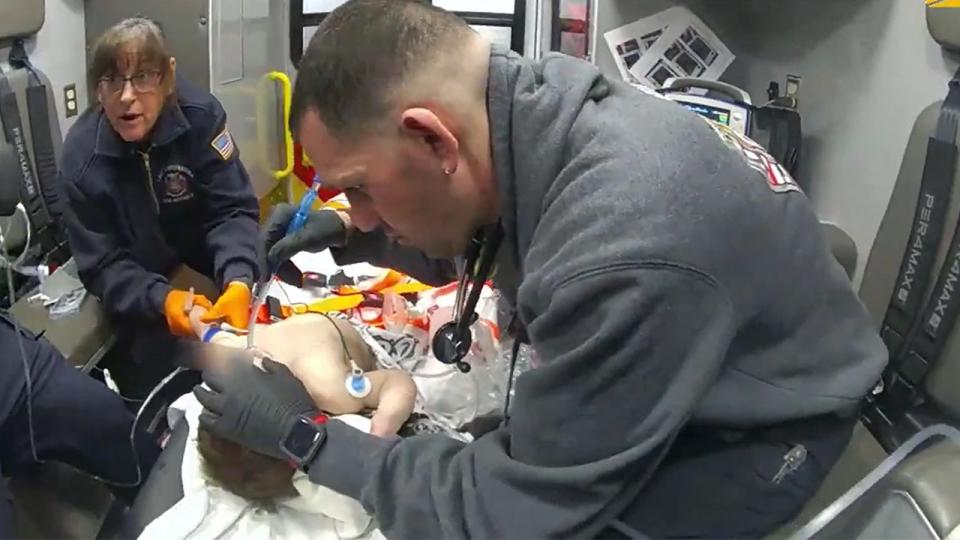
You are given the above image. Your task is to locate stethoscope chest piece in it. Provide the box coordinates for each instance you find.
[431,223,502,375]
[432,320,473,373]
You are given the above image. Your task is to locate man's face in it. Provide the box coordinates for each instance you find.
[298,109,482,259]
[97,47,172,143]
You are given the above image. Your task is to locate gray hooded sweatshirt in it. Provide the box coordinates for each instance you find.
[310,44,888,538]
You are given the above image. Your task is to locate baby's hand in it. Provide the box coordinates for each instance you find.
[365,370,417,438]
[370,410,405,438]
[188,305,211,338]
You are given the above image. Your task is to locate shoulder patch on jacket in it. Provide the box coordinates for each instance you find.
[210,127,235,161]
[705,120,801,194]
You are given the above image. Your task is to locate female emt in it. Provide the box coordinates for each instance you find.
[60,18,260,394]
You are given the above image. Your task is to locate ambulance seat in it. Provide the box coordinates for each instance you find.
[786,6,960,533]
[794,102,960,540]
[858,97,960,425]
[789,425,960,540]
[0,58,66,238]
[820,221,857,281]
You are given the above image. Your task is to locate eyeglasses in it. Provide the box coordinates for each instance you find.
[97,70,163,97]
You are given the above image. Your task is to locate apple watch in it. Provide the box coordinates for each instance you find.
[280,413,329,471]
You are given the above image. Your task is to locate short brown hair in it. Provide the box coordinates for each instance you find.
[197,428,297,505]
[88,17,174,90]
[290,0,474,137]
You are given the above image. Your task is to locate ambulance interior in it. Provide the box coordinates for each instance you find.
[1,0,960,538]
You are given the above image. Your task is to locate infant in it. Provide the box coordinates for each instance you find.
[187,305,417,504]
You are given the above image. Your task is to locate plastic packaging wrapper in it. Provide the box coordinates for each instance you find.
[47,286,86,320]
[359,282,512,431]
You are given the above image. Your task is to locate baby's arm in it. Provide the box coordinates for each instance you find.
[363,370,417,437]
[188,305,246,348]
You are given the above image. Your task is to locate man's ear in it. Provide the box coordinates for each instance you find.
[400,108,459,175]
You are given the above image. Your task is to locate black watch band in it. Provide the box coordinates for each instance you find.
[280,414,328,471]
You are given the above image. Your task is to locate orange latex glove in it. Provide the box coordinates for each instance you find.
[201,281,252,329]
[164,289,213,337]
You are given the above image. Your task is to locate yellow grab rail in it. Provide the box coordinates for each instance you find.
[267,71,294,180]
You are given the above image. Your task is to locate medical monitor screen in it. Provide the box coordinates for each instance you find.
[677,101,731,126]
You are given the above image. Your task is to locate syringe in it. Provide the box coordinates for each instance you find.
[246,178,321,349]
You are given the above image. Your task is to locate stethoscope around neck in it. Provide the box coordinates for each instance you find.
[432,224,503,373]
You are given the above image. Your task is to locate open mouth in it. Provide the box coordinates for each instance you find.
[120,113,142,123]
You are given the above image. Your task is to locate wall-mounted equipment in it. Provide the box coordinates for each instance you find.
[659,76,802,177]
[659,77,752,136]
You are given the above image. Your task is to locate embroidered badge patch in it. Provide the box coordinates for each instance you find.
[159,164,195,204]
[705,120,801,194]
[210,127,235,161]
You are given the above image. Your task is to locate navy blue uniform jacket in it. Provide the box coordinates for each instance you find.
[59,78,260,323]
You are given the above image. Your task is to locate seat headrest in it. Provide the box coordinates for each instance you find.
[0,0,43,40]
[927,1,960,52]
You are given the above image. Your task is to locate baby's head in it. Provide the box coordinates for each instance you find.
[197,427,297,505]
[191,345,295,504]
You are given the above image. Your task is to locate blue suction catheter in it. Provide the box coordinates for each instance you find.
[286,180,319,236]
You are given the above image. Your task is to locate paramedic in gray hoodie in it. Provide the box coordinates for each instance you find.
[194,1,888,537]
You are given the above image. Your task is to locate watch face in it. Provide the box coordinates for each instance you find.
[282,417,324,462]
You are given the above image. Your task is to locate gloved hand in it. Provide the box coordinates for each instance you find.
[201,281,252,328]
[164,289,213,337]
[262,204,349,274]
[194,352,319,459]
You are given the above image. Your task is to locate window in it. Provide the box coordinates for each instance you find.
[290,0,526,67]
[433,0,514,13]
[551,0,591,59]
[303,0,348,12]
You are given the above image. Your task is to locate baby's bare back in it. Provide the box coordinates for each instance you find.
[220,314,377,414]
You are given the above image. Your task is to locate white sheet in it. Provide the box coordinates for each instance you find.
[139,393,384,540]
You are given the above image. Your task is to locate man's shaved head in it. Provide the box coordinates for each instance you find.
[291,0,478,138]
[290,0,498,260]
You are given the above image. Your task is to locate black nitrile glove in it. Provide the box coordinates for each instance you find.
[262,204,348,274]
[194,351,318,459]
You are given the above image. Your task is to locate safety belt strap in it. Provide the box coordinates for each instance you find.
[895,81,960,388]
[0,67,47,233]
[9,41,61,227]
[879,67,960,366]
[870,68,960,416]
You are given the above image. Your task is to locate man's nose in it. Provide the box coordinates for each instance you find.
[345,192,380,233]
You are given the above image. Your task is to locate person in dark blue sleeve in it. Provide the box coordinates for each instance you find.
[0,310,161,537]
[59,18,260,395]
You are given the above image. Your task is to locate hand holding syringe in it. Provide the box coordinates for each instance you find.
[247,179,323,349]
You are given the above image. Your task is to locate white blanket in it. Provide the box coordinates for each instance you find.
[139,393,384,540]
